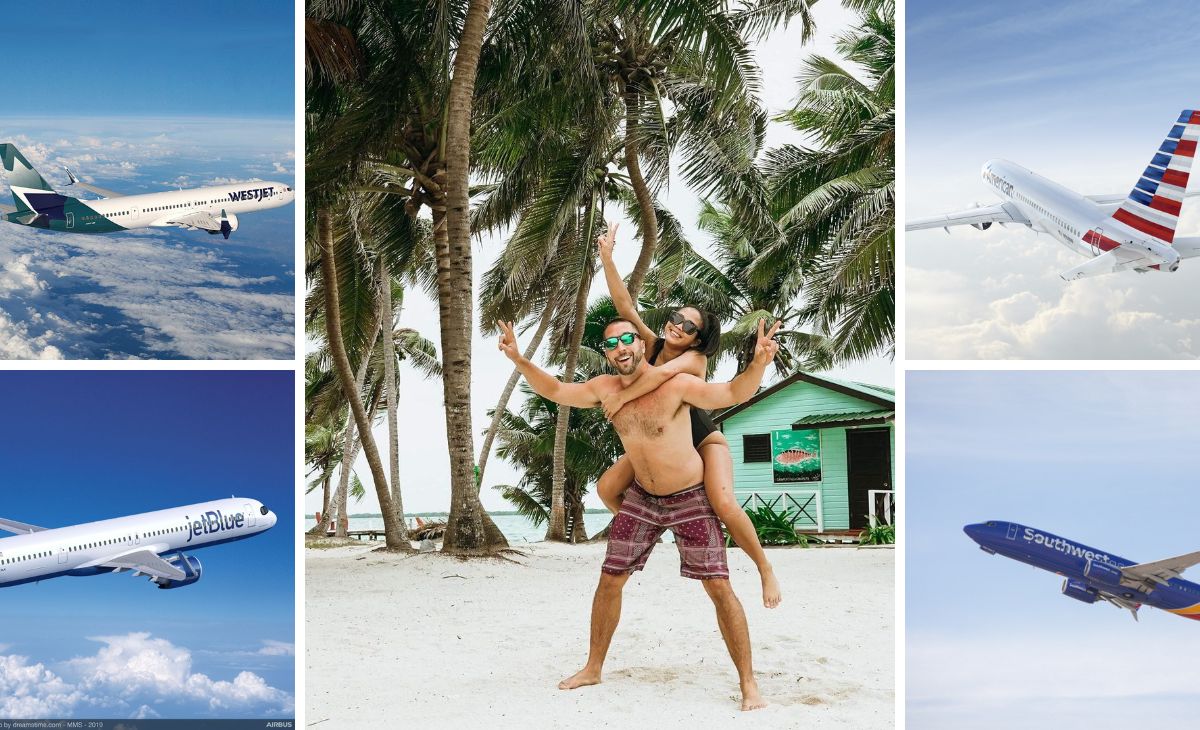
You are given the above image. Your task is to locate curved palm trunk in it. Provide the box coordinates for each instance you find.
[476,304,555,486]
[548,201,600,542]
[334,282,384,538]
[378,257,411,543]
[317,208,409,551]
[623,87,658,300]
[308,473,332,536]
[441,0,506,554]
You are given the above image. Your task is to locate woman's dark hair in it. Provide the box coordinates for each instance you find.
[649,306,720,363]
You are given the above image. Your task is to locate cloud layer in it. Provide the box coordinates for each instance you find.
[0,633,293,720]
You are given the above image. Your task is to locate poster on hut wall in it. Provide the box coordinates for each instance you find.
[772,429,821,483]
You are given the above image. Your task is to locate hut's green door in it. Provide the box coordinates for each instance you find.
[847,428,891,530]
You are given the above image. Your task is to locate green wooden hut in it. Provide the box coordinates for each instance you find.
[713,373,894,534]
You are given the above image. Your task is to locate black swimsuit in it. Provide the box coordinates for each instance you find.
[650,347,718,449]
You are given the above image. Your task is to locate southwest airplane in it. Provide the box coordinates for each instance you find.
[965,521,1200,622]
[907,110,1200,280]
[0,143,294,238]
[0,498,277,589]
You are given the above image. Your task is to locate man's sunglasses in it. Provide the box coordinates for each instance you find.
[668,311,700,335]
[601,332,640,350]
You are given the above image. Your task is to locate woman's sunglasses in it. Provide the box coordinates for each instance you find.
[668,311,700,336]
[601,332,639,350]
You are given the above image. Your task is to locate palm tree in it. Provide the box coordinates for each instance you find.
[755,0,895,362]
[493,382,622,542]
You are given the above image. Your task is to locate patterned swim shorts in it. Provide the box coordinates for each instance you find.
[601,481,729,580]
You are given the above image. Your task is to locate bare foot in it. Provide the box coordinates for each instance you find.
[741,679,768,711]
[761,566,782,609]
[558,668,601,690]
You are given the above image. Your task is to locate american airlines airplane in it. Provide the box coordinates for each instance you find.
[0,498,277,589]
[965,521,1200,622]
[0,143,294,239]
[908,110,1200,280]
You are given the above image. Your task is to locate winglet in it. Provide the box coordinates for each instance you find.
[64,166,79,185]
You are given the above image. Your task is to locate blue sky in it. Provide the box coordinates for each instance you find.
[906,371,1200,728]
[905,0,1200,358]
[0,371,294,719]
[4,2,292,118]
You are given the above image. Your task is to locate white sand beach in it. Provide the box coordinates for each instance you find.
[306,541,893,728]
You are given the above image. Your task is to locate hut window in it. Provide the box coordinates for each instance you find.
[743,434,771,462]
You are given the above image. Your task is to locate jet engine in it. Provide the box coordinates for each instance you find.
[1061,578,1099,604]
[1082,558,1123,587]
[969,202,992,230]
[154,555,203,589]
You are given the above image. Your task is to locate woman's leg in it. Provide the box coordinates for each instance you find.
[597,454,636,515]
[699,435,781,608]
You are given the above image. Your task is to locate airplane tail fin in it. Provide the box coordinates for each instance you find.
[0,143,56,222]
[1099,110,1200,246]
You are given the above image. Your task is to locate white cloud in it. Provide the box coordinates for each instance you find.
[0,654,88,718]
[256,641,294,657]
[70,633,292,714]
[0,213,292,360]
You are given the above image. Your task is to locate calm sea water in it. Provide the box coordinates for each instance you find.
[306,512,622,543]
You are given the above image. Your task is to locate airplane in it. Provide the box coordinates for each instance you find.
[0,498,277,589]
[0,143,294,239]
[964,520,1200,622]
[907,110,1200,280]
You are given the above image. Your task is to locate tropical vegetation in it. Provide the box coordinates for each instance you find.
[304,0,896,553]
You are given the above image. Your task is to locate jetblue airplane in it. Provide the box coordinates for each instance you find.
[907,110,1200,280]
[0,498,277,589]
[0,143,294,239]
[965,521,1200,622]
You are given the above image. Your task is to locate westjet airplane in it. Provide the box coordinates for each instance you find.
[0,498,277,589]
[965,521,1200,622]
[907,110,1200,280]
[0,143,293,239]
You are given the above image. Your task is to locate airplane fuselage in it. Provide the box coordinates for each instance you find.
[965,521,1200,620]
[3,181,294,234]
[0,498,277,588]
[982,160,1114,258]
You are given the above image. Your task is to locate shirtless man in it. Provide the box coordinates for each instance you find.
[497,316,781,711]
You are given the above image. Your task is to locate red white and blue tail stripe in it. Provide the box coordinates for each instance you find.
[1108,110,1198,244]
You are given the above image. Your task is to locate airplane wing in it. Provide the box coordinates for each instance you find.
[905,202,1029,232]
[1087,191,1200,205]
[1060,247,1156,281]
[83,546,185,581]
[1096,591,1142,621]
[160,210,231,238]
[64,167,124,199]
[1120,550,1200,590]
[0,517,48,534]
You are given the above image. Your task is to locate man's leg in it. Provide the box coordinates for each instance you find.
[702,578,766,711]
[559,570,631,689]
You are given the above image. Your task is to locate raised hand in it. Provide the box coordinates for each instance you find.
[751,318,782,367]
[596,221,618,261]
[497,320,522,362]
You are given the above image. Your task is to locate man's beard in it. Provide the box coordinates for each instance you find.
[613,349,641,375]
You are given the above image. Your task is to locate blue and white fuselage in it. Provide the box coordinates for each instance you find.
[0,498,277,589]
[965,521,1200,621]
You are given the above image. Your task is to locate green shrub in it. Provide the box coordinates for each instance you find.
[858,519,895,545]
[725,503,808,547]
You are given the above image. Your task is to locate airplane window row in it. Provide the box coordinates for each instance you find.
[2,551,50,564]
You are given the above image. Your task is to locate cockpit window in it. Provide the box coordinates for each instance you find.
[986,521,996,526]
[260,506,269,516]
